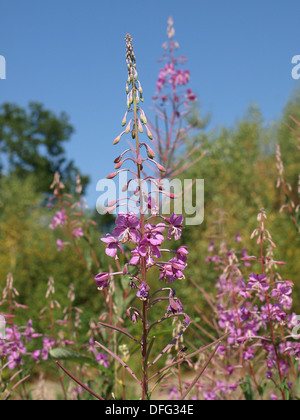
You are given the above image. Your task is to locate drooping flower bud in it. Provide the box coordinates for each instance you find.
[107,172,118,179]
[125,121,131,134]
[122,111,128,127]
[114,155,122,164]
[146,126,153,141]
[146,146,156,159]
[156,163,167,173]
[115,161,123,170]
[140,109,147,125]
[114,135,121,145]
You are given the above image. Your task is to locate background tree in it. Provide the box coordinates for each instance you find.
[0,102,89,194]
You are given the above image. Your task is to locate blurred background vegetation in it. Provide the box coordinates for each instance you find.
[0,87,299,346]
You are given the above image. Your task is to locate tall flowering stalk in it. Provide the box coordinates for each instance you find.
[150,17,206,179]
[90,34,223,401]
[276,116,300,234]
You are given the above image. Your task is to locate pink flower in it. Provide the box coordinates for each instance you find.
[101,234,122,258]
[73,227,84,239]
[112,213,141,243]
[57,239,70,252]
[50,210,67,230]
[168,213,184,241]
[94,273,111,290]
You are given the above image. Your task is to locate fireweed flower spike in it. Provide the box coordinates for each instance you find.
[150,17,206,179]
[93,34,202,401]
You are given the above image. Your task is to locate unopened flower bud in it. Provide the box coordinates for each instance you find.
[147,146,156,159]
[122,111,128,127]
[156,163,167,173]
[115,161,123,170]
[113,135,121,145]
[137,81,143,95]
[125,121,131,134]
[146,126,153,141]
[140,110,147,125]
[107,172,118,179]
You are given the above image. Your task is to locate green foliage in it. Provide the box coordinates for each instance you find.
[180,94,300,313]
[0,102,89,194]
[0,175,104,331]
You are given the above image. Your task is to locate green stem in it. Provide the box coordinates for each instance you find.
[133,77,148,400]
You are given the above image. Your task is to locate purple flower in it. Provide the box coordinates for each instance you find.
[218,310,235,330]
[57,239,69,252]
[204,392,217,401]
[112,212,141,243]
[243,347,255,361]
[235,233,242,243]
[31,350,41,362]
[271,283,293,310]
[95,353,109,368]
[167,298,184,315]
[130,245,147,266]
[42,337,55,360]
[159,257,186,283]
[94,273,111,290]
[73,227,84,239]
[130,238,161,267]
[8,351,24,370]
[144,223,165,246]
[136,282,150,301]
[168,213,184,241]
[168,386,180,400]
[248,273,269,292]
[50,210,67,230]
[177,246,189,262]
[262,303,287,323]
[24,320,41,343]
[101,234,122,258]
[207,241,215,253]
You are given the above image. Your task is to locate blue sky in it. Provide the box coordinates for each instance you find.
[1,0,299,207]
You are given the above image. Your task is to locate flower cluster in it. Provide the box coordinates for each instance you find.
[93,34,192,400]
[149,17,204,180]
[154,17,196,104]
[202,210,300,399]
[49,172,91,253]
[0,322,41,370]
